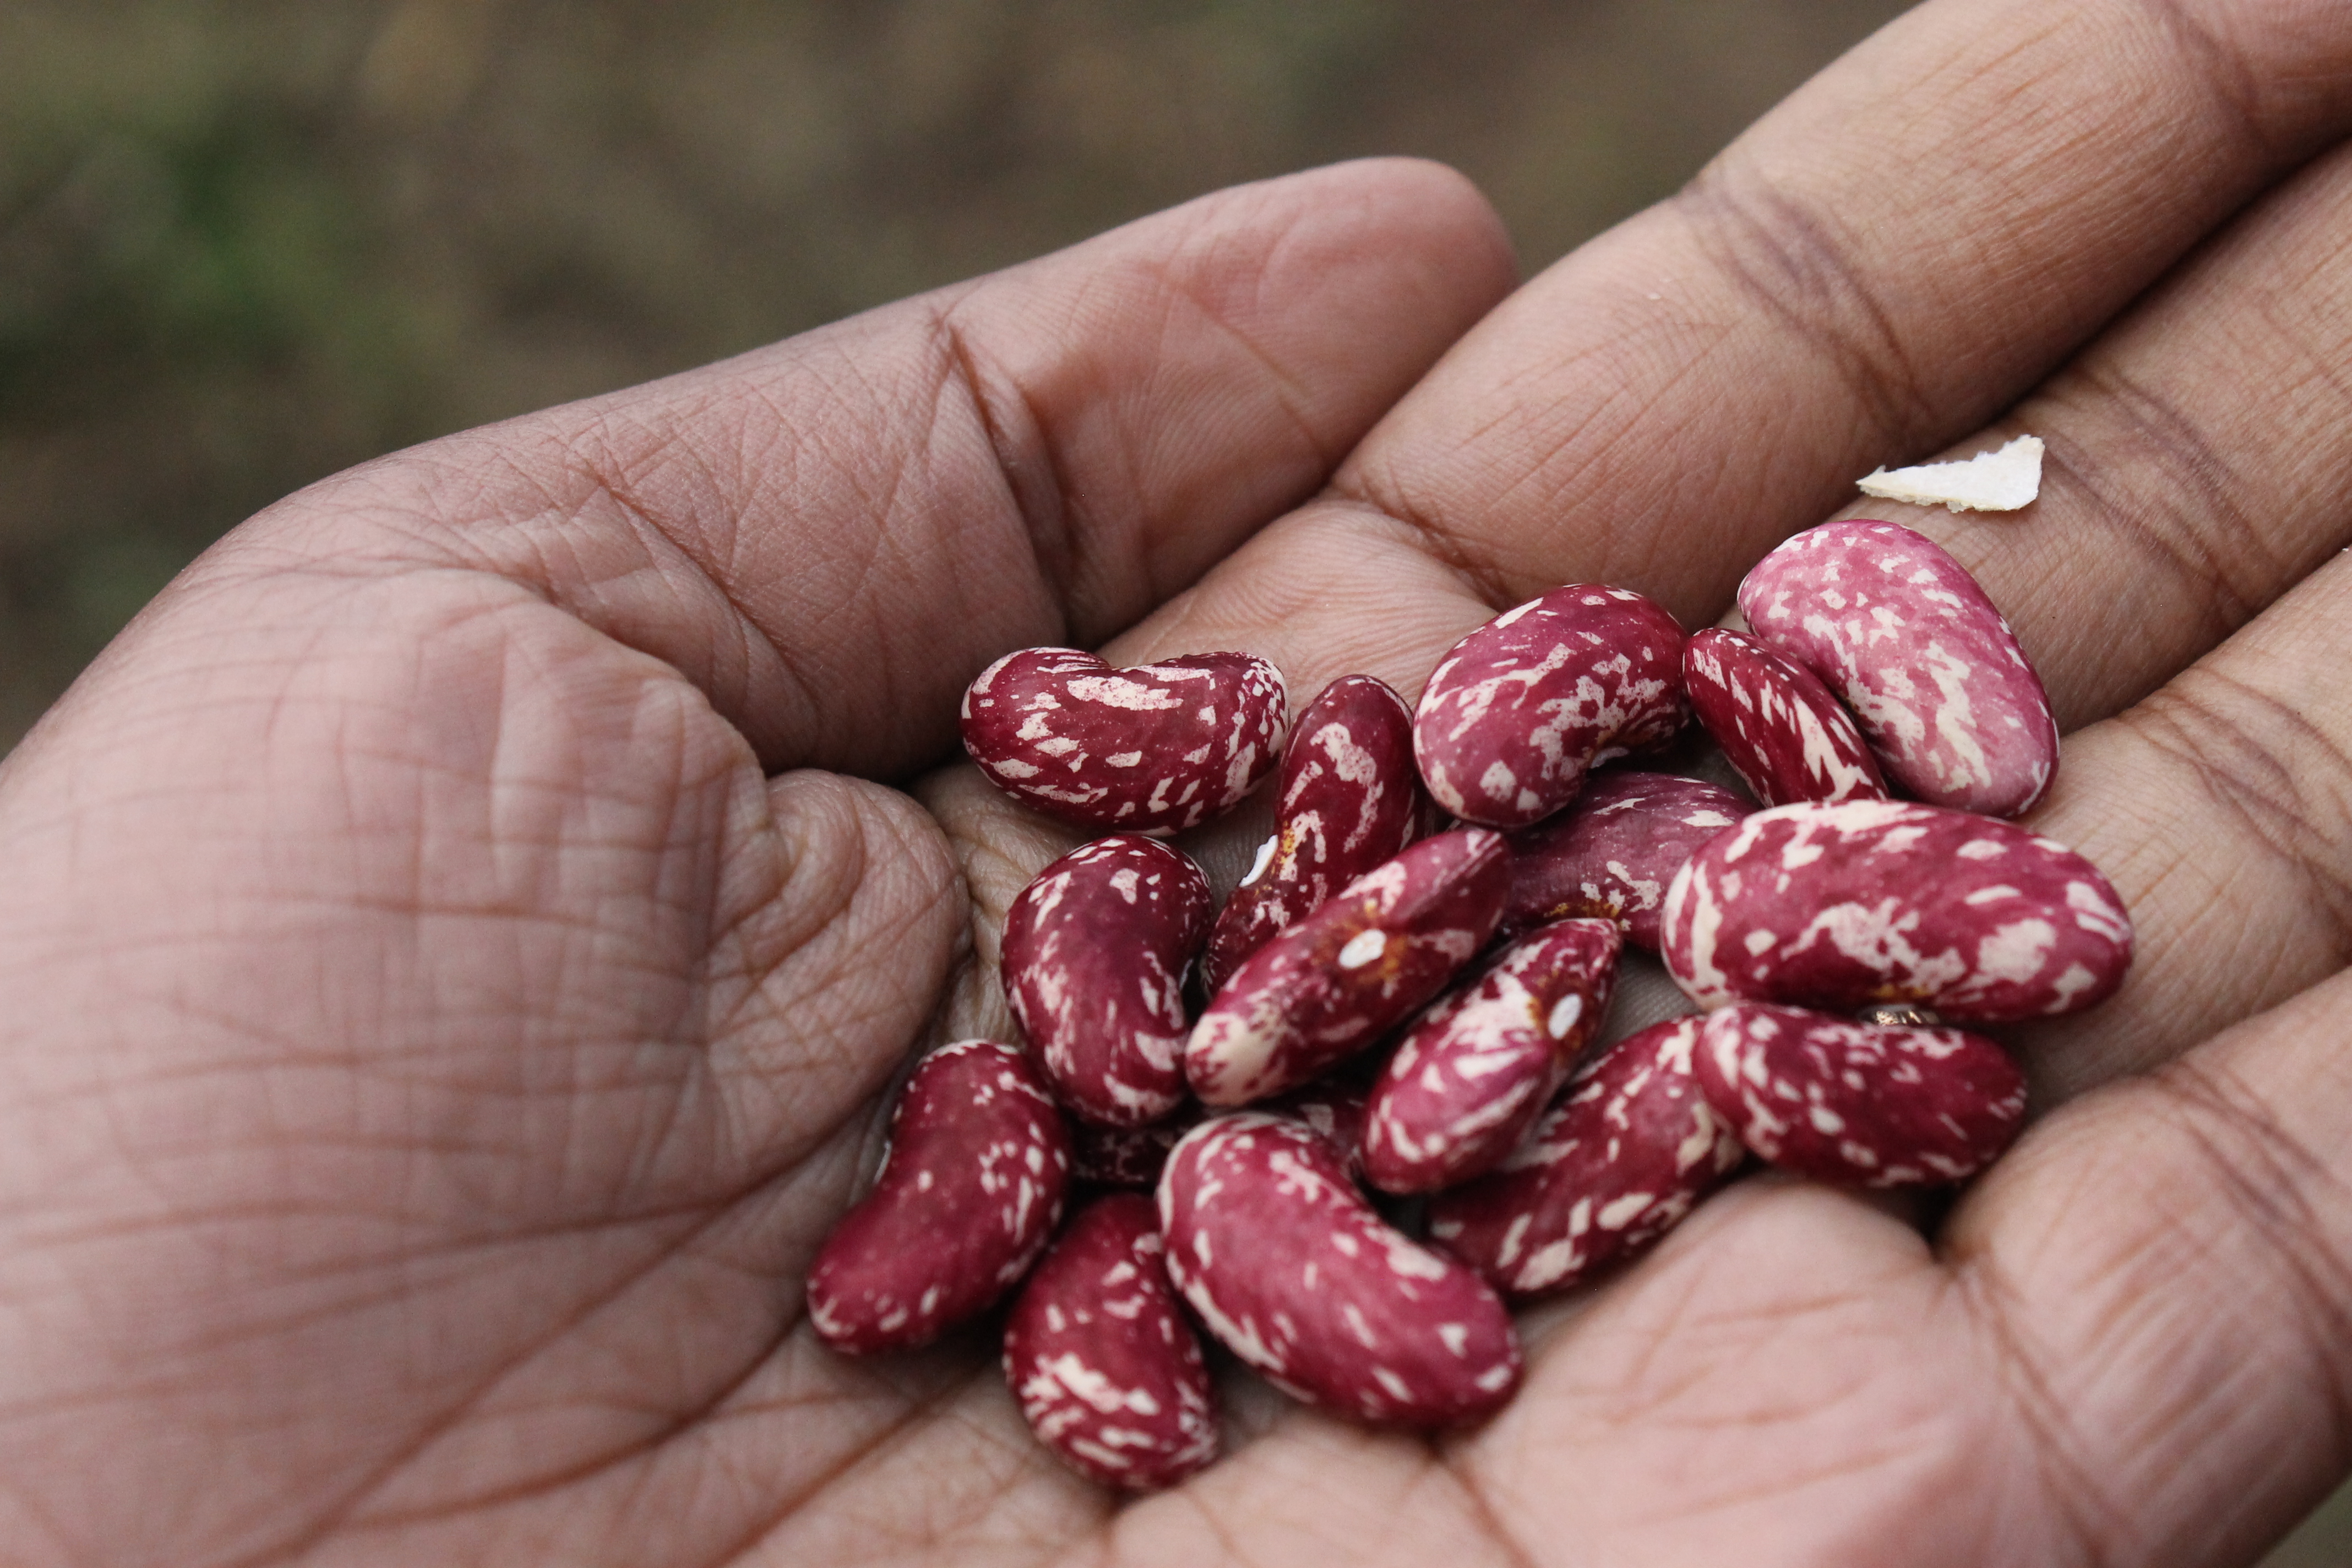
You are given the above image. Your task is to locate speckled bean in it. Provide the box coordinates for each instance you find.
[1001,835,1212,1126]
[806,1040,1073,1354]
[1157,1113,1522,1424]
[1659,798,2133,1023]
[1694,1003,2026,1187]
[961,646,1288,832]
[1362,917,1622,1193]
[1413,585,1688,829]
[1501,770,1751,951]
[1200,674,1427,996]
[1071,1109,1200,1190]
[1427,1016,1743,1299]
[1002,1194,1219,1490]
[1185,829,1511,1106]
[1683,627,1888,807]
[1738,520,2057,816]
[1267,1077,1371,1183]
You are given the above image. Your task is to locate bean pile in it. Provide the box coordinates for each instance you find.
[804,518,2135,1491]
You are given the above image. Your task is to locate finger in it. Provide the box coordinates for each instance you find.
[1670,129,2352,1096]
[1811,131,2352,734]
[1101,0,2352,705]
[2013,542,2352,1095]
[146,157,1513,780]
[1790,119,2352,1091]
[1946,965,2352,1568]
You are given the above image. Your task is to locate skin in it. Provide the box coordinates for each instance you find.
[7,0,2352,1562]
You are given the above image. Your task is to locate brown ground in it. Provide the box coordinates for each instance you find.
[2,3,2346,1560]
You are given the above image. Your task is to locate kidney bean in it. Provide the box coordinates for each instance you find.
[1267,1077,1371,1182]
[1683,627,1888,807]
[1413,585,1689,829]
[1185,829,1511,1106]
[1694,1003,2026,1187]
[1002,1194,1218,1491]
[1738,520,2058,816]
[1199,674,1427,995]
[1660,798,2133,1023]
[961,646,1288,832]
[1071,1108,1201,1189]
[1427,1016,1743,1299]
[1362,917,1621,1193]
[1501,770,1751,950]
[1158,1113,1521,1424]
[805,1040,1073,1354]
[1001,835,1213,1126]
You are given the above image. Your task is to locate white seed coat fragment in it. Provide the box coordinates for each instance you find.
[1857,435,2044,513]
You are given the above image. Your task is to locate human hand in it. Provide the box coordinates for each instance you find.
[8,2,2352,1564]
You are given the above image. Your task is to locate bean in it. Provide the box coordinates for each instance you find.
[806,1041,1072,1354]
[961,646,1288,832]
[1413,585,1687,829]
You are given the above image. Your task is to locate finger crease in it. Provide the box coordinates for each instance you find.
[1439,1450,1547,1568]
[2039,363,2274,636]
[1317,492,1522,614]
[2128,0,2279,166]
[1673,166,1940,456]
[1949,1255,2132,1566]
[932,301,1080,639]
[2135,1054,2352,1472]
[2129,672,2352,956]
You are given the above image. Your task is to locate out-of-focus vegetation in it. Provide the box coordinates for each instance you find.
[6,3,2352,1560]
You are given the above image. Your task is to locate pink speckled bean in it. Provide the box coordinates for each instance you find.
[1157,1113,1521,1424]
[1185,829,1511,1106]
[1683,627,1888,807]
[1501,771,1751,951]
[1001,835,1212,1126]
[1739,520,2058,816]
[1427,1016,1743,1300]
[1413,585,1689,829]
[1362,917,1621,1194]
[1267,1077,1370,1182]
[807,1040,1073,1354]
[1695,1003,2026,1188]
[1071,1109,1201,1189]
[961,647,1288,832]
[1002,1194,1219,1491]
[1660,799,2133,1023]
[1200,674,1427,996]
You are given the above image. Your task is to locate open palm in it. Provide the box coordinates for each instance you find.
[10,4,2352,1564]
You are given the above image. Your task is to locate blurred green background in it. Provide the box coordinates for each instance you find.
[1,3,2346,1559]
